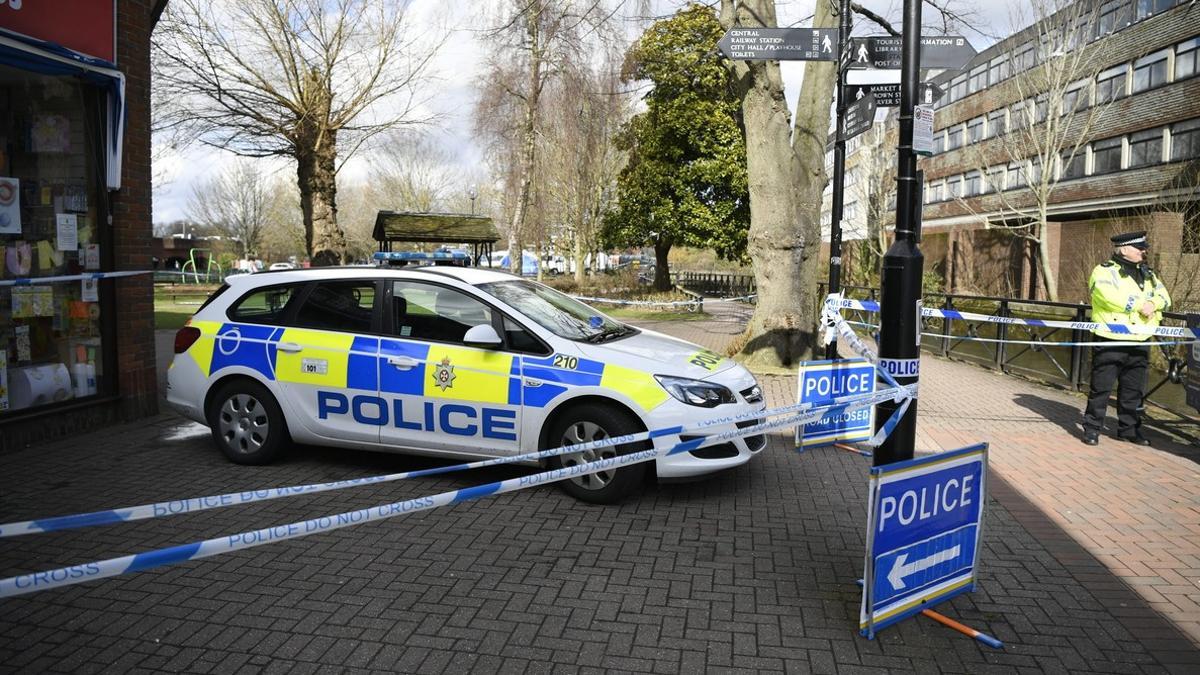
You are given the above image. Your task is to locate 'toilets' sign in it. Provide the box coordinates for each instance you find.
[860,444,989,638]
[795,358,876,449]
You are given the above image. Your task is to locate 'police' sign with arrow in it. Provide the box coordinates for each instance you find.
[719,28,839,61]
[860,443,988,638]
[848,35,977,70]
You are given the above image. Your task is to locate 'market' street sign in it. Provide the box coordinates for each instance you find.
[718,28,839,61]
[845,82,943,108]
[843,91,877,140]
[860,443,989,638]
[847,35,977,70]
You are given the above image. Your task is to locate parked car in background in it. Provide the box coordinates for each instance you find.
[269,262,296,271]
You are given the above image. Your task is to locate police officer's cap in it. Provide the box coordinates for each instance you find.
[1111,230,1149,249]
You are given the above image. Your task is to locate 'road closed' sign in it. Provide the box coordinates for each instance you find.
[860,443,988,638]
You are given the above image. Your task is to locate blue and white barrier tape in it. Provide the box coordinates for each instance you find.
[833,297,1197,339]
[569,294,757,307]
[0,392,898,599]
[0,384,914,538]
[0,270,152,287]
[822,295,904,392]
[842,319,1196,348]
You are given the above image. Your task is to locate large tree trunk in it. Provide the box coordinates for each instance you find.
[654,237,672,292]
[297,128,345,266]
[724,0,836,369]
[1036,214,1059,302]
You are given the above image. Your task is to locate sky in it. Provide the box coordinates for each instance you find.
[151,0,1026,225]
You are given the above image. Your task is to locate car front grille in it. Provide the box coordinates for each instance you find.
[736,419,766,452]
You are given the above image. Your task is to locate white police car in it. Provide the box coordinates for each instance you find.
[166,267,766,503]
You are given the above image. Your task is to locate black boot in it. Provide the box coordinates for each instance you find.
[1082,429,1099,445]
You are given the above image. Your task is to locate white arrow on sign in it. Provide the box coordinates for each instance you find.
[887,545,960,590]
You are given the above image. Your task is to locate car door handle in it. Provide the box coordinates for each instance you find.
[388,356,420,370]
[277,342,303,353]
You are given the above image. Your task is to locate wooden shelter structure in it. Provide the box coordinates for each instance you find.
[373,211,500,267]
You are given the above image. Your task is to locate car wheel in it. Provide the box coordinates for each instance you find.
[207,379,289,465]
[546,405,648,504]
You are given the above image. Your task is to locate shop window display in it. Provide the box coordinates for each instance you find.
[0,65,107,414]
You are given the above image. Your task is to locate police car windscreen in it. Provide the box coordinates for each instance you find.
[478,280,623,341]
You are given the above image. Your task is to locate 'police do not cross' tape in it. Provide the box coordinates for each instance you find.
[0,387,910,599]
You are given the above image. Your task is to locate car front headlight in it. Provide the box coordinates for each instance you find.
[654,375,736,408]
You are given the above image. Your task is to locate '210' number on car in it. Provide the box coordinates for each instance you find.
[689,351,722,370]
[552,354,579,370]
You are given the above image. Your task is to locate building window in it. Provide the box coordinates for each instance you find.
[1096,65,1128,102]
[946,125,963,150]
[1097,0,1128,36]
[949,74,967,102]
[932,132,946,155]
[987,110,1006,138]
[1010,101,1030,130]
[963,171,982,196]
[968,64,987,93]
[967,117,985,144]
[1171,118,1200,161]
[926,181,943,204]
[1129,128,1164,167]
[1034,95,1048,123]
[1177,37,1199,81]
[1006,162,1027,189]
[1012,44,1035,72]
[1061,151,1086,180]
[946,175,962,199]
[1132,50,1170,93]
[988,55,1009,86]
[1137,0,1178,21]
[1063,81,1088,114]
[1093,137,1123,173]
[987,166,1005,193]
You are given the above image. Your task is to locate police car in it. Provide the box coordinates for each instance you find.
[166,267,766,503]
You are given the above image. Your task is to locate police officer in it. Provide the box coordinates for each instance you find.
[1082,231,1171,446]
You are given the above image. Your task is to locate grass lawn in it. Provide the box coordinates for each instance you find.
[605,307,709,322]
[155,299,202,330]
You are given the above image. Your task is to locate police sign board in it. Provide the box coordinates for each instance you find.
[795,358,876,449]
[860,443,988,638]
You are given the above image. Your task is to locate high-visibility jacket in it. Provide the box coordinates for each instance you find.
[1089,259,1171,341]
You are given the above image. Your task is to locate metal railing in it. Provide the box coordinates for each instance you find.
[824,284,1198,438]
[672,271,756,298]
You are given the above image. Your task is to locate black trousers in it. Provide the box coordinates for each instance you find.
[1083,341,1150,436]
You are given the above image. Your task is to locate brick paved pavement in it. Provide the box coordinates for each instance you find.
[0,302,1197,673]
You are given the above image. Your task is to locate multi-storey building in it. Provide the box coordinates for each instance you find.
[821,0,1200,304]
[918,0,1199,303]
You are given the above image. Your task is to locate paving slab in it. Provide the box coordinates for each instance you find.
[0,301,1196,673]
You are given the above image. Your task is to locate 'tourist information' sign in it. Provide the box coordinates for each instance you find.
[860,443,989,638]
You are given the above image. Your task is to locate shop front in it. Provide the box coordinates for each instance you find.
[1,1,162,449]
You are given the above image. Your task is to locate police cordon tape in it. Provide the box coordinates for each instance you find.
[0,386,912,599]
[822,295,905,393]
[0,270,153,287]
[833,297,1199,340]
[0,382,914,538]
[841,319,1197,348]
[568,294,758,307]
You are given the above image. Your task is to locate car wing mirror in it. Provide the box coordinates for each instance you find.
[463,324,503,349]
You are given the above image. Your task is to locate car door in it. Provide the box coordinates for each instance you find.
[273,278,383,444]
[378,279,522,456]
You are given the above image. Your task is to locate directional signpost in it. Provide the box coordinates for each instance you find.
[845,82,942,108]
[843,91,876,140]
[717,27,839,61]
[860,444,989,638]
[847,35,978,70]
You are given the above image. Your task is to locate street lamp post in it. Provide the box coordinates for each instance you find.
[468,188,478,216]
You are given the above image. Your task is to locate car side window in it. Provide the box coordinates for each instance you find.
[392,281,493,344]
[227,284,300,325]
[503,315,549,354]
[292,280,376,333]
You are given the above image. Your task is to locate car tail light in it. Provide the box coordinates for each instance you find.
[174,326,201,354]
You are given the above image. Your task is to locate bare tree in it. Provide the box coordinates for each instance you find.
[846,124,895,285]
[367,131,458,213]
[186,159,275,258]
[153,0,443,265]
[720,0,977,368]
[958,0,1121,301]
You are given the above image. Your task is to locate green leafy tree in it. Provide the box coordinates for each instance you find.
[602,3,749,291]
